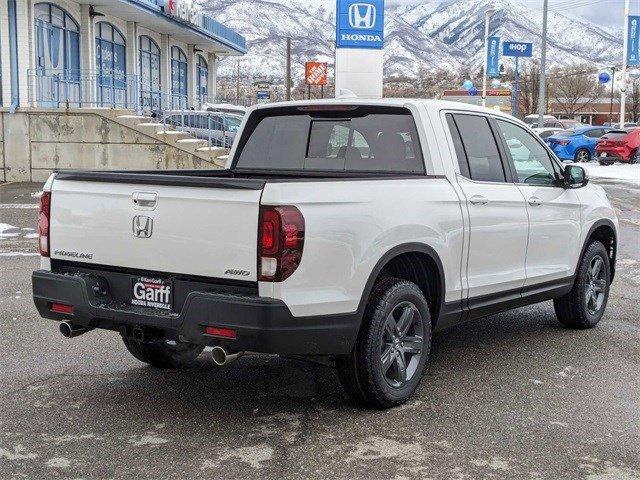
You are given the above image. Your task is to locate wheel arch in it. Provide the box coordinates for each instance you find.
[356,243,446,328]
[580,219,617,282]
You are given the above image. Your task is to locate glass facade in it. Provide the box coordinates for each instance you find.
[34,3,80,107]
[139,35,161,110]
[95,22,127,107]
[170,46,187,109]
[196,55,208,108]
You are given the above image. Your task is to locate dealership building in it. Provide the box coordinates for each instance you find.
[0,0,245,183]
[0,0,246,111]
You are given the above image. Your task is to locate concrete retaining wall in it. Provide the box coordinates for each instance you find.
[1,109,219,182]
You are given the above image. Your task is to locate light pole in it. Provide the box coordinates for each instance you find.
[620,0,631,128]
[609,66,617,125]
[537,0,549,125]
[482,9,495,108]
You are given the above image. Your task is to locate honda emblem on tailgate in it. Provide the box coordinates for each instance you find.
[132,215,153,238]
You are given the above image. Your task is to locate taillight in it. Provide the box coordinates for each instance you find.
[258,205,305,282]
[38,191,51,257]
[558,139,571,146]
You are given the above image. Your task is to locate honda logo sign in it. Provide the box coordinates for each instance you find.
[348,3,376,29]
[336,0,384,50]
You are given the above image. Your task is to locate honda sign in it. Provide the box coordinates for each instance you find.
[336,0,384,49]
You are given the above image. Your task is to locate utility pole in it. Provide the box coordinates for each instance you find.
[481,9,495,108]
[537,0,549,126]
[286,37,292,101]
[236,58,240,105]
[620,0,631,128]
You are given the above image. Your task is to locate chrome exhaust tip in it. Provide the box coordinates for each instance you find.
[59,321,92,339]
[211,346,244,366]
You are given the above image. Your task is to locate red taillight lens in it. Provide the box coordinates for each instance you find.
[51,303,73,314]
[204,326,237,339]
[38,191,51,257]
[258,205,305,282]
[558,139,571,146]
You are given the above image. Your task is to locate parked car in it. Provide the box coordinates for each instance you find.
[523,114,557,126]
[557,119,585,129]
[546,126,613,162]
[33,99,618,408]
[203,103,247,116]
[595,128,640,165]
[603,122,637,128]
[163,111,243,148]
[533,127,563,140]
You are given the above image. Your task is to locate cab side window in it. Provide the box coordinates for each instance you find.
[495,120,559,186]
[448,114,506,183]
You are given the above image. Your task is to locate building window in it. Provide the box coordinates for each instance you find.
[171,46,187,109]
[34,3,80,107]
[139,35,161,111]
[95,22,127,107]
[196,55,208,108]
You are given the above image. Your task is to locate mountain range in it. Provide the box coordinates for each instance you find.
[203,0,623,81]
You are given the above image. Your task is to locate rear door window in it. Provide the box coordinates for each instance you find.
[448,114,506,183]
[234,107,425,174]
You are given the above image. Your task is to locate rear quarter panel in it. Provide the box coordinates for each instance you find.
[259,178,464,317]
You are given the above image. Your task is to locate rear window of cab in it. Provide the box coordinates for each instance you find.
[232,106,425,174]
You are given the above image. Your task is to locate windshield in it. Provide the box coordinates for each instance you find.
[234,107,425,174]
[224,117,242,132]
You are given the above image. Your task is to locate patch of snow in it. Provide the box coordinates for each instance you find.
[46,457,71,468]
[0,223,20,238]
[581,163,640,186]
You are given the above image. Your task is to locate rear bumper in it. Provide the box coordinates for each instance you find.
[32,270,360,355]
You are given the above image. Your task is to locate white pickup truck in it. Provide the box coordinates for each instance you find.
[33,99,618,408]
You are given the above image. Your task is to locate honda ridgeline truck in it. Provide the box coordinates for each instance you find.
[33,99,618,408]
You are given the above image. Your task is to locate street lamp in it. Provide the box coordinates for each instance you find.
[482,8,496,108]
[609,66,617,125]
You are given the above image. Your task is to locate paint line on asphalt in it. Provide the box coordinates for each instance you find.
[0,204,38,209]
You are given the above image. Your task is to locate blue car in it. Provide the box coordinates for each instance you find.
[546,126,613,162]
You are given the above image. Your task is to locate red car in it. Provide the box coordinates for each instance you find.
[595,128,640,165]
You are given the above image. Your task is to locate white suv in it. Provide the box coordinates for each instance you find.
[33,99,618,408]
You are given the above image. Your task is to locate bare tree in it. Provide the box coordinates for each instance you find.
[627,78,640,122]
[518,61,540,116]
[549,65,605,116]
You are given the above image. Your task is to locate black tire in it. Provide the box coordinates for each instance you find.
[554,241,611,329]
[575,148,591,163]
[122,337,204,369]
[336,277,431,409]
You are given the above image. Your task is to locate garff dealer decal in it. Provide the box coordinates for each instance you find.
[131,277,172,310]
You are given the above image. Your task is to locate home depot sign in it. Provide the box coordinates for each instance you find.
[305,62,328,86]
[164,0,203,27]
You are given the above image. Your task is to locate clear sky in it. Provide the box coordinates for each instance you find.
[389,0,628,29]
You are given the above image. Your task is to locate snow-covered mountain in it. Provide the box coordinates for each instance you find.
[204,0,622,80]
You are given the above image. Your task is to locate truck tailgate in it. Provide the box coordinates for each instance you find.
[49,176,263,280]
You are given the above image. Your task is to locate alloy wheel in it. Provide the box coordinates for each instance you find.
[577,150,590,163]
[379,301,424,388]
[585,256,607,315]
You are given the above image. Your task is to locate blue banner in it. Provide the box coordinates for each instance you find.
[628,16,640,66]
[487,36,501,78]
[336,0,385,49]
[502,41,533,58]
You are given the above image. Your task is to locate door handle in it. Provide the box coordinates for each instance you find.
[469,195,488,205]
[528,196,543,206]
[133,191,158,209]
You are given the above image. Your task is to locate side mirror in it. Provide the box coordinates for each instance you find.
[563,164,589,189]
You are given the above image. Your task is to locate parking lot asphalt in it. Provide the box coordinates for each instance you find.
[1,179,639,480]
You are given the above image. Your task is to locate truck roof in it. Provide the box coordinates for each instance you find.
[249,97,520,123]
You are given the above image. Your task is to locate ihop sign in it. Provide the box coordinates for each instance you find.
[336,0,385,49]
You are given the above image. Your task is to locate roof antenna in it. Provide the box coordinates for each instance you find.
[336,89,358,99]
